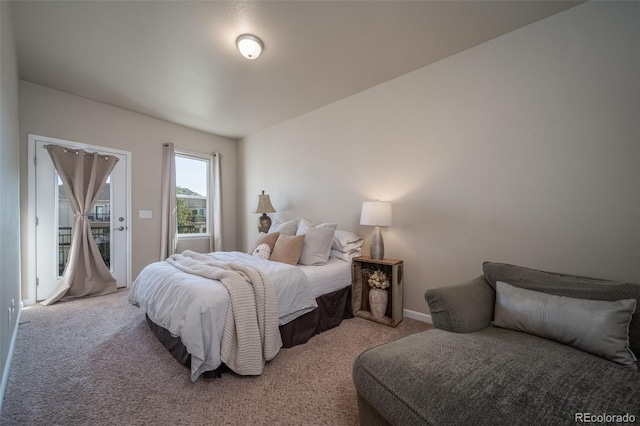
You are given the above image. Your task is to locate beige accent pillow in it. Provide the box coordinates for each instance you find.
[270,234,305,265]
[247,232,280,254]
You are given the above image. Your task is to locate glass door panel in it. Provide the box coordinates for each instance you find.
[57,175,112,276]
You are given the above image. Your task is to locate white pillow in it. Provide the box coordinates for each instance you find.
[252,243,271,260]
[268,218,299,236]
[330,247,361,262]
[296,217,313,235]
[332,229,363,251]
[296,220,337,265]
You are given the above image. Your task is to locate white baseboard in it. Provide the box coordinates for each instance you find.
[0,304,22,414]
[403,308,432,324]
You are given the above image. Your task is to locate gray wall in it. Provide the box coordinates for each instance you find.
[0,0,22,406]
[19,82,238,303]
[238,1,640,315]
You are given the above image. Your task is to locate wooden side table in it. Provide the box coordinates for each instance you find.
[352,256,403,327]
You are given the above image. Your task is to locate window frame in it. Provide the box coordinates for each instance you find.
[174,150,211,239]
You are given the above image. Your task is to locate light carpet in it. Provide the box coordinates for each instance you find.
[1,289,430,426]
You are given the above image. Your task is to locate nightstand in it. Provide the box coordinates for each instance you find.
[352,256,403,327]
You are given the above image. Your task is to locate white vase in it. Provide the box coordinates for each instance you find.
[369,287,388,319]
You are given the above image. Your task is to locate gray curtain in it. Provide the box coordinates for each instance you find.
[41,144,118,306]
[210,152,223,252]
[160,142,177,260]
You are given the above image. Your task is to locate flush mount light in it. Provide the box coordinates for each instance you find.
[236,34,263,60]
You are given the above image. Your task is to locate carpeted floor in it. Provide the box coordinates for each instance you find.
[1,289,431,426]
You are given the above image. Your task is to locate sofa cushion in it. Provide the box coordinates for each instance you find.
[425,275,495,333]
[483,262,640,358]
[353,327,640,426]
[494,281,637,369]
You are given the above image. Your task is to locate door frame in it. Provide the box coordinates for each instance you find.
[26,134,132,305]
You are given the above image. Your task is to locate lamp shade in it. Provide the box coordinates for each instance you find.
[360,201,392,227]
[254,192,276,214]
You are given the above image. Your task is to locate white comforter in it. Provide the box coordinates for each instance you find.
[128,251,318,381]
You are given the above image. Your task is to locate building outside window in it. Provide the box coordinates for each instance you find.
[175,153,209,236]
[58,176,111,275]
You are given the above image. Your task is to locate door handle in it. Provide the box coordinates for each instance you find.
[113,226,126,231]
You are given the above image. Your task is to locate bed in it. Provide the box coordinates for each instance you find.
[128,249,353,381]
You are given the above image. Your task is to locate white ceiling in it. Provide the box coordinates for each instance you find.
[11,0,583,140]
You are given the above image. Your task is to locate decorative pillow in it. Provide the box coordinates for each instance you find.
[247,232,280,254]
[296,221,337,266]
[335,240,364,253]
[296,217,313,235]
[332,229,363,252]
[482,261,640,357]
[330,247,361,262]
[252,243,271,260]
[270,234,305,265]
[494,281,638,369]
[268,219,299,236]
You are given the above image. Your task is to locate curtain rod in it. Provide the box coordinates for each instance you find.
[44,144,119,161]
[164,143,223,158]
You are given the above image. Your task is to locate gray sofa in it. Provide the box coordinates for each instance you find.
[352,262,640,425]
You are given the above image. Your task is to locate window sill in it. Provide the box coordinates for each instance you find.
[178,234,210,240]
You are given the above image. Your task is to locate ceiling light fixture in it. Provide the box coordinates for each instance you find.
[236,34,263,60]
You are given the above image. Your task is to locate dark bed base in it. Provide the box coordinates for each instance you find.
[145,285,353,378]
[279,285,353,348]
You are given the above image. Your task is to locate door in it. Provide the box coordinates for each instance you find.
[34,138,130,301]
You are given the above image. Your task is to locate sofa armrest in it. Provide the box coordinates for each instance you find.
[425,275,495,333]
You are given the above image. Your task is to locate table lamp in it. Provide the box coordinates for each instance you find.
[254,190,276,233]
[360,200,392,259]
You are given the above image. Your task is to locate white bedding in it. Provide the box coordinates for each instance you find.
[298,257,352,298]
[128,251,318,381]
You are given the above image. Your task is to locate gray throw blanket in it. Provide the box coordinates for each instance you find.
[166,250,282,375]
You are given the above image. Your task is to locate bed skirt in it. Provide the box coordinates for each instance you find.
[145,285,353,376]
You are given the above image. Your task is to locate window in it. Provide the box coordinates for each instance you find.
[175,153,209,237]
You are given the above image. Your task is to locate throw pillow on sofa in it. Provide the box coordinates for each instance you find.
[483,261,640,359]
[494,281,637,369]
